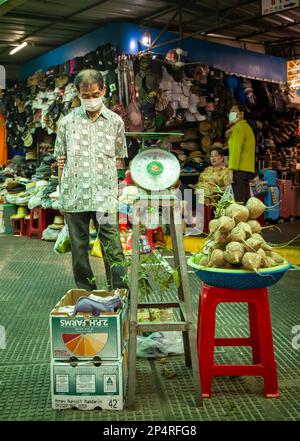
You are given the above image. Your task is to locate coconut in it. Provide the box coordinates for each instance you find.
[209,249,225,268]
[209,218,220,235]
[251,233,265,245]
[242,252,262,271]
[244,237,262,252]
[230,225,246,242]
[266,251,284,264]
[199,256,209,266]
[257,248,266,259]
[224,242,244,264]
[217,215,235,233]
[214,231,231,245]
[246,197,266,220]
[237,222,252,238]
[262,256,277,268]
[247,220,262,234]
[225,203,249,223]
[223,262,236,269]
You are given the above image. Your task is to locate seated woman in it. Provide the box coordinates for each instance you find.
[194,146,233,206]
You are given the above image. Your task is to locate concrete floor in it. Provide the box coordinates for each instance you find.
[0,234,299,421]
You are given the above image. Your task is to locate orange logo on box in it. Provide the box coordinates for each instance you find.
[62,333,108,356]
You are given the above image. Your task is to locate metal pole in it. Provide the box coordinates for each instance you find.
[147,8,179,52]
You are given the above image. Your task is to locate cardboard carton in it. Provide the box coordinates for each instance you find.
[50,289,129,361]
[51,348,128,410]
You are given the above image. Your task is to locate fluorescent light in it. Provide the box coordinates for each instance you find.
[9,41,28,55]
[276,13,295,23]
[129,39,137,52]
[142,32,151,46]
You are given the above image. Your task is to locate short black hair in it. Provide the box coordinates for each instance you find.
[74,69,104,91]
[235,103,246,113]
[210,147,224,157]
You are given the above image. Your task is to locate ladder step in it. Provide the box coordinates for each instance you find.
[138,302,180,309]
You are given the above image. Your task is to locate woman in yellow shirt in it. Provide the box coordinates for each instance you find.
[227,103,256,204]
[194,146,233,206]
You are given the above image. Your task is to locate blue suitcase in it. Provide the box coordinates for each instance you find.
[264,186,280,221]
[263,170,277,186]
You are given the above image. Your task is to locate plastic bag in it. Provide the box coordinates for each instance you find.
[42,227,60,242]
[250,176,268,196]
[91,238,103,258]
[28,195,42,209]
[219,184,235,203]
[137,332,184,358]
[54,224,71,254]
[137,335,167,358]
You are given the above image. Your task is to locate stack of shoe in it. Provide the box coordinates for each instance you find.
[32,154,56,180]
[41,178,58,209]
[15,191,32,206]
[28,180,49,209]
[5,180,27,204]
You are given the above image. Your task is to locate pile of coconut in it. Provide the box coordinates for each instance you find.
[196,197,286,272]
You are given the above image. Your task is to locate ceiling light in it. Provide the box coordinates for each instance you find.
[129,39,137,52]
[276,13,295,23]
[142,32,151,46]
[9,41,28,55]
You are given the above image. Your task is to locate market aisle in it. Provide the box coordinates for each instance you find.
[0,235,299,421]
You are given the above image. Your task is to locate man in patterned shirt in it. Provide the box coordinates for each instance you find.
[54,69,128,291]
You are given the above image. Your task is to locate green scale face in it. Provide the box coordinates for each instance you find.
[130,148,181,191]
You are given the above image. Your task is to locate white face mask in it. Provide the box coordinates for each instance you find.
[229,111,238,124]
[80,96,103,112]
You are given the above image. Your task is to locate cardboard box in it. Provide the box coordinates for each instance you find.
[51,349,128,410]
[50,289,129,361]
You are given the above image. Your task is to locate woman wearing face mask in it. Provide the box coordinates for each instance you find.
[227,103,256,204]
[54,69,128,292]
[194,145,232,206]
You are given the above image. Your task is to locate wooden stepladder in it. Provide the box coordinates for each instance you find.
[127,194,203,409]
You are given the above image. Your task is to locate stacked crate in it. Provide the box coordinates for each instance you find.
[49,288,129,410]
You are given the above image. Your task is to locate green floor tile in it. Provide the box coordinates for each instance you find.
[0,234,299,421]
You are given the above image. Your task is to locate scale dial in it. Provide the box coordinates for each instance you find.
[130,148,181,191]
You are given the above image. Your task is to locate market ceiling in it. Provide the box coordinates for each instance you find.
[1,0,300,70]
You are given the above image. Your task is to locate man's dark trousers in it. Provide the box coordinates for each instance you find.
[65,211,127,291]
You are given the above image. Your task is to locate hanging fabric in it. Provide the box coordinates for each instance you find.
[0,113,7,167]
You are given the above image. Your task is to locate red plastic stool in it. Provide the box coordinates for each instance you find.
[145,226,165,250]
[203,205,213,234]
[27,208,46,239]
[11,218,26,236]
[197,284,279,398]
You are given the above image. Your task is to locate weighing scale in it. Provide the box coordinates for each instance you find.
[127,132,182,192]
[125,132,203,408]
